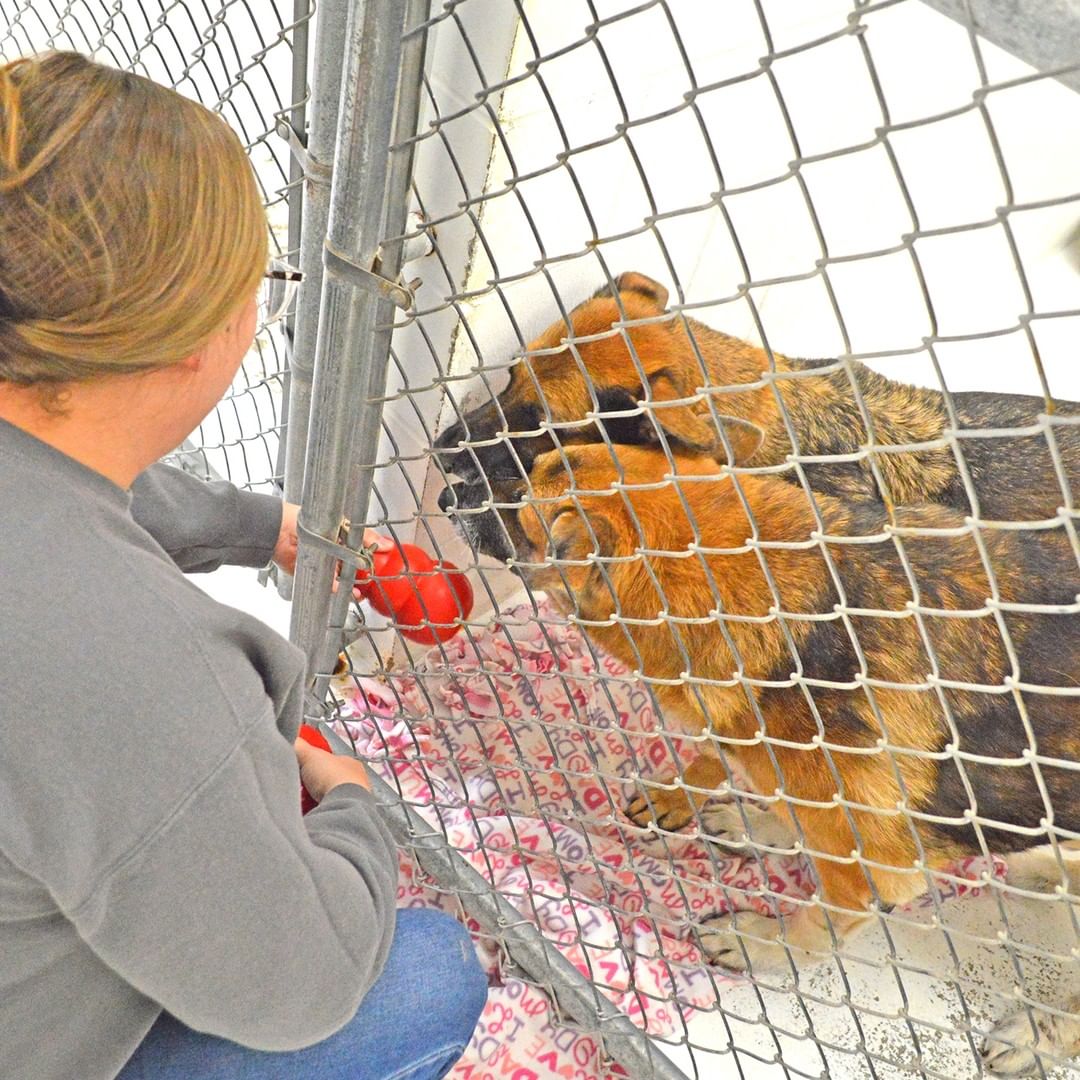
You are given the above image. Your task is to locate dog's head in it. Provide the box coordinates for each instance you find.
[442,418,760,569]
[435,272,763,556]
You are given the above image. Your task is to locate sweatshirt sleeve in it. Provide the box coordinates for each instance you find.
[66,715,400,1051]
[130,463,283,573]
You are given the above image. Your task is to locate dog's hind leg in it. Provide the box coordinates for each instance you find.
[981,844,1080,1074]
[982,995,1080,1076]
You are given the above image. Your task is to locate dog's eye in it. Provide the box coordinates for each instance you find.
[595,386,640,416]
[508,403,541,434]
[594,386,649,444]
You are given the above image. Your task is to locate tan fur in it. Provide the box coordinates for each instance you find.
[510,443,1078,931]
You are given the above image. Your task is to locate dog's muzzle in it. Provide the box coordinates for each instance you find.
[437,480,520,565]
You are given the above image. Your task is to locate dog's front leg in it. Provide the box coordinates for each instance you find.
[698,902,869,973]
[698,856,874,973]
[625,745,729,831]
[981,846,1080,1075]
[982,995,1080,1077]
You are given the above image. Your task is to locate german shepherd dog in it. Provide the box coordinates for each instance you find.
[435,272,1080,538]
[445,437,1080,1072]
[433,278,1080,1071]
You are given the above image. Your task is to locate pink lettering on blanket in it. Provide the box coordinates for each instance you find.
[334,597,1004,1080]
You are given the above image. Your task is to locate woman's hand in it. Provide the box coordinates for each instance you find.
[294,737,372,800]
[272,502,300,574]
[273,504,392,578]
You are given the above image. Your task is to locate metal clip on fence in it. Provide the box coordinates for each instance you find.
[294,514,376,576]
[323,239,415,311]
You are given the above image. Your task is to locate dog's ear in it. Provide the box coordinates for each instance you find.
[548,503,619,563]
[647,370,719,453]
[594,376,718,455]
[614,272,669,310]
[593,374,765,462]
[713,414,766,466]
[593,272,670,311]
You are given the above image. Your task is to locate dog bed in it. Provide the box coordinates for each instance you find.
[334,596,1004,1080]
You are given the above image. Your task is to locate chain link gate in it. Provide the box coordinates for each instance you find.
[290,2,1080,1078]
[7,1,1080,1077]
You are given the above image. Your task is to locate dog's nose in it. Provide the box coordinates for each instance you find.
[433,419,464,453]
[437,483,464,513]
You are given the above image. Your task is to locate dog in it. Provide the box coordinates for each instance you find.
[442,434,1080,1072]
[435,272,1080,529]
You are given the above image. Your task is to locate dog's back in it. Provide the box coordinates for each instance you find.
[773,356,1080,520]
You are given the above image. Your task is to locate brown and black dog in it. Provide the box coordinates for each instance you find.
[445,437,1080,1066]
[435,272,1080,538]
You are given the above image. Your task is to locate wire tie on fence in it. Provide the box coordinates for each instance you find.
[323,239,414,310]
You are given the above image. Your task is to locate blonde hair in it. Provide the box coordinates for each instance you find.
[0,51,268,388]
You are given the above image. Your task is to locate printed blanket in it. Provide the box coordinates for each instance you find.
[334,597,1004,1080]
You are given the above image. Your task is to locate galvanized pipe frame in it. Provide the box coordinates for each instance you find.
[278,0,350,590]
[288,0,409,681]
[301,3,1080,1078]
[921,0,1080,95]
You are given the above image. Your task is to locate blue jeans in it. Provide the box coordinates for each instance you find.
[117,909,488,1080]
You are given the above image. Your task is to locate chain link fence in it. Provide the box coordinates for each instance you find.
[289,2,1080,1078]
[8,1,1080,1077]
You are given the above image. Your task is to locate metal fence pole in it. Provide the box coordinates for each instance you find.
[920,0,1080,93]
[325,0,435,695]
[267,0,311,502]
[288,0,409,680]
[277,0,350,598]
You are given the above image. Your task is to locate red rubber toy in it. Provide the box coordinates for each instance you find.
[354,541,474,645]
[297,723,332,816]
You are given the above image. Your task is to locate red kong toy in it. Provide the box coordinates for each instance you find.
[297,723,332,816]
[353,541,473,645]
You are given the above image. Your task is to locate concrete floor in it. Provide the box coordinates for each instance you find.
[659,886,1080,1079]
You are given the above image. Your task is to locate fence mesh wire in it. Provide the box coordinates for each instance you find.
[0,0,312,492]
[9,0,1080,1077]
[321,2,1080,1078]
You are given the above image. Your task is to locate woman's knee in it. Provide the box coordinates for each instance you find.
[378,909,488,1042]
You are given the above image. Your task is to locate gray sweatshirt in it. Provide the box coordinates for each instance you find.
[0,418,399,1080]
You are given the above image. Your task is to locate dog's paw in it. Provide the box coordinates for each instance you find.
[625,782,700,832]
[1004,849,1080,896]
[700,802,795,851]
[982,1006,1080,1076]
[698,911,789,972]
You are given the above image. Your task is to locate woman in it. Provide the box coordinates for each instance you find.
[0,52,486,1080]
